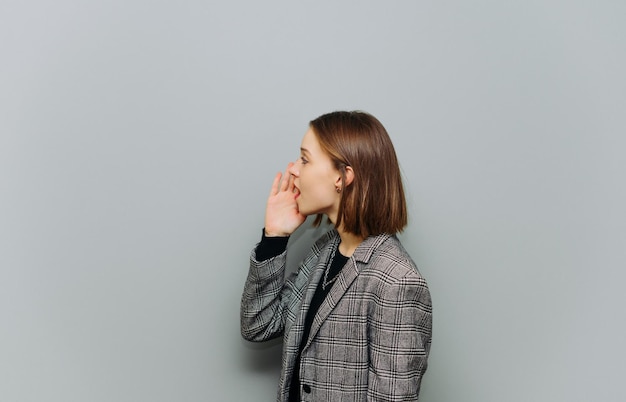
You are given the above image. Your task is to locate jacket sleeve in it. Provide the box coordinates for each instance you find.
[367,273,433,401]
[240,246,298,342]
[241,230,333,343]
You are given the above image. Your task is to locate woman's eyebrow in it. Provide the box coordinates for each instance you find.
[300,148,310,155]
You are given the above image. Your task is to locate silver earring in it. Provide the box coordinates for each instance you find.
[336,187,341,193]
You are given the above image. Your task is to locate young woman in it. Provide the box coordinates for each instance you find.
[241,111,432,401]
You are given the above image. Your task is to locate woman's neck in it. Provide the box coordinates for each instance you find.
[336,226,364,257]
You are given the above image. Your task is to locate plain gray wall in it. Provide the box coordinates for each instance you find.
[2,1,625,401]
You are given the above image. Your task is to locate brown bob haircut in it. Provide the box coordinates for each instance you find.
[310,111,408,238]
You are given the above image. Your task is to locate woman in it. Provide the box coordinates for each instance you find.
[241,111,432,401]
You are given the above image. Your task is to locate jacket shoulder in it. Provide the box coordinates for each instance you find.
[361,235,425,283]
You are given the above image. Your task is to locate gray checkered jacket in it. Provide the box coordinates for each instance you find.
[241,230,432,401]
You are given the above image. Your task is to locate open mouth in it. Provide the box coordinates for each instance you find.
[294,186,301,200]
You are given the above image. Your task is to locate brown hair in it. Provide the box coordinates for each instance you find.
[310,111,408,237]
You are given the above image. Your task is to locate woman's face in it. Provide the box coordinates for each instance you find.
[288,129,342,222]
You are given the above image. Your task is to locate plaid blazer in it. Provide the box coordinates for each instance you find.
[241,230,432,401]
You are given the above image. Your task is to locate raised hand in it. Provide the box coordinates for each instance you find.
[264,163,306,237]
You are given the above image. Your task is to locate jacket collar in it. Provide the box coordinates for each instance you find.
[328,229,393,265]
[302,230,393,350]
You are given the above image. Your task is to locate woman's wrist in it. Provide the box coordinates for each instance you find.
[264,228,290,237]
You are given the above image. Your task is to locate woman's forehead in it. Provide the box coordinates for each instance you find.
[300,129,320,152]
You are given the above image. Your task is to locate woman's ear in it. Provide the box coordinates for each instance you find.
[344,166,355,187]
[335,166,354,191]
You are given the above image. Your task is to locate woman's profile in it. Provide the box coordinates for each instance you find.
[241,110,432,401]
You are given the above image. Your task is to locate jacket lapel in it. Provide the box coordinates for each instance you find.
[302,233,392,350]
[290,234,339,349]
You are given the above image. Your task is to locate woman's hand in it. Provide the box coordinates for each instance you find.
[264,163,306,237]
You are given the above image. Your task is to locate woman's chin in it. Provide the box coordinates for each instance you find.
[297,206,319,218]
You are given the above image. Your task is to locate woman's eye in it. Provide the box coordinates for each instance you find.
[300,157,308,165]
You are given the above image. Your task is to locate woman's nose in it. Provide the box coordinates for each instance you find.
[287,161,299,177]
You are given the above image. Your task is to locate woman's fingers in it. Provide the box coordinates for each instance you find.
[269,162,296,198]
[269,172,282,196]
[287,172,296,193]
[279,169,289,192]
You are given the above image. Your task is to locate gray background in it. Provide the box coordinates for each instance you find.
[2,1,625,401]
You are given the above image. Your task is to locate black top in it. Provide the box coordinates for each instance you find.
[256,229,349,401]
